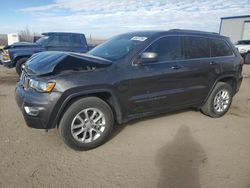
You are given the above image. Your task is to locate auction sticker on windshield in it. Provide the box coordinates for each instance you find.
[131,36,148,42]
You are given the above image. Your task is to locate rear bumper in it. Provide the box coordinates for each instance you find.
[15,82,62,129]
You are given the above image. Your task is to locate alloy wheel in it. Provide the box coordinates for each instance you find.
[213,89,230,113]
[71,108,106,143]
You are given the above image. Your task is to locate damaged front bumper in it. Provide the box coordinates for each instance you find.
[15,82,62,129]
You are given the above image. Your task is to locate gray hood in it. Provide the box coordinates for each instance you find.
[24,51,112,76]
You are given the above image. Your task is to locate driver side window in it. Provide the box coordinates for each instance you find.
[145,36,182,62]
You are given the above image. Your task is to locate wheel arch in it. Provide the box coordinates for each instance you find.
[203,75,237,106]
[52,89,123,129]
[13,56,30,66]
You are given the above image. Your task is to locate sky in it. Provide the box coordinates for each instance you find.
[0,0,250,38]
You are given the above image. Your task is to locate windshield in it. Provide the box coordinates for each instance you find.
[36,36,49,45]
[88,35,148,61]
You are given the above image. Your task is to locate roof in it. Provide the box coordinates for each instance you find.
[42,32,84,36]
[167,29,219,35]
[123,29,220,38]
[221,15,250,20]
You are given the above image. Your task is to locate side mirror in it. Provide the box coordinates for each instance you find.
[139,52,158,63]
[244,53,250,64]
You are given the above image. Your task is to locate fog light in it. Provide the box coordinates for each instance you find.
[24,106,43,116]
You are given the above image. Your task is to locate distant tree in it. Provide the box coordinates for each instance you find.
[0,34,7,46]
[19,27,34,42]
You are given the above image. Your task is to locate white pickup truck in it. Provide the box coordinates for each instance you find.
[235,40,250,64]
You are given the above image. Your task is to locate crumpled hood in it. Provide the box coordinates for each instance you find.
[24,51,112,76]
[4,42,39,49]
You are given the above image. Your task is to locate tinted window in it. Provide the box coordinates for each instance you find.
[71,35,86,47]
[183,36,210,59]
[48,35,71,47]
[211,39,234,57]
[145,36,182,62]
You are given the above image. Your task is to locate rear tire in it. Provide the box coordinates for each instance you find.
[59,97,114,150]
[245,53,250,64]
[201,82,233,118]
[15,58,28,75]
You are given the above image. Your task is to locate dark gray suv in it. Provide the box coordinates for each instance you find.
[15,30,243,150]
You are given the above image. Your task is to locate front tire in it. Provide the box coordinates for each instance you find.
[201,82,233,118]
[15,58,28,75]
[59,97,114,150]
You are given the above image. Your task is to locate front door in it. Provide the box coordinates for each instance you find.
[128,36,188,114]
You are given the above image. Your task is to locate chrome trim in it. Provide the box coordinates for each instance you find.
[20,71,30,89]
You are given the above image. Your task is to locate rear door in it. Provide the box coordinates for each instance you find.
[210,38,236,76]
[177,35,221,105]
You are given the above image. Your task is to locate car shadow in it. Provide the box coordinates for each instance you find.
[155,125,207,188]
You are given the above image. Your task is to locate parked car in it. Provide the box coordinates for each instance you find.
[15,30,243,150]
[1,32,89,75]
[235,40,250,64]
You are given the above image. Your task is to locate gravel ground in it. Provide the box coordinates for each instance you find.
[0,65,250,188]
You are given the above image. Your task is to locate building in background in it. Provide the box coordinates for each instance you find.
[7,33,20,45]
[220,15,250,43]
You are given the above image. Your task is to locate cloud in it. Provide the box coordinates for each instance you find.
[19,0,250,37]
[20,4,58,12]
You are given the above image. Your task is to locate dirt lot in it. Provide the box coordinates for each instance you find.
[0,65,250,188]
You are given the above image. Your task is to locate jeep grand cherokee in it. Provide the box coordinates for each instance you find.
[15,30,243,150]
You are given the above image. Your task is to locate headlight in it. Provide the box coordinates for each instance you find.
[29,79,56,93]
[1,50,10,62]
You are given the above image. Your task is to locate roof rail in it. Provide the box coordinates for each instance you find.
[168,29,219,35]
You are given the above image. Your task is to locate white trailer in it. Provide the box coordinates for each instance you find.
[220,15,250,43]
[7,33,20,45]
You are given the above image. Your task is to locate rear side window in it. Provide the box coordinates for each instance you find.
[71,35,87,47]
[183,36,210,59]
[211,39,234,57]
[145,36,182,62]
[48,35,71,47]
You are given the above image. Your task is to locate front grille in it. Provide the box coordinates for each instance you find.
[20,71,29,88]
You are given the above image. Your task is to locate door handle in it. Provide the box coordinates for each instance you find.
[171,65,182,70]
[210,61,217,65]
